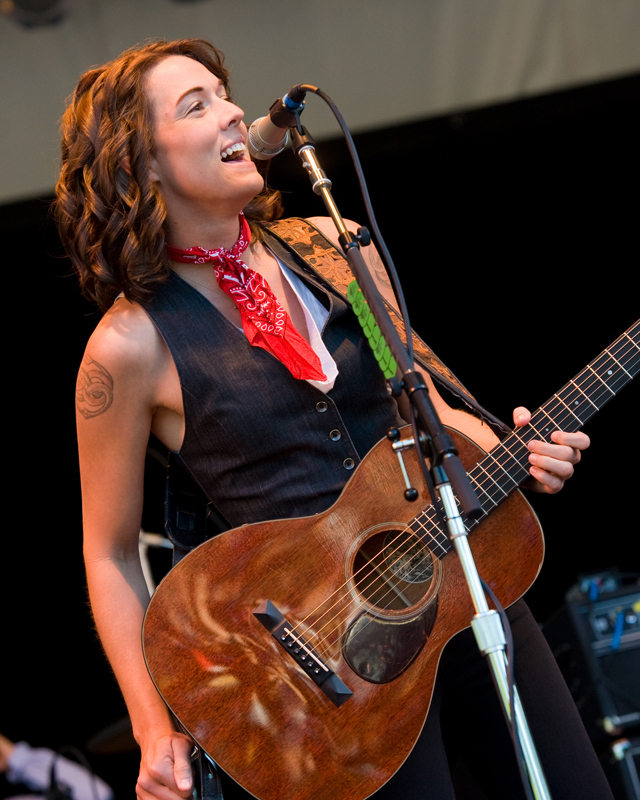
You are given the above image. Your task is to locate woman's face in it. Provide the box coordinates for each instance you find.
[145,54,263,219]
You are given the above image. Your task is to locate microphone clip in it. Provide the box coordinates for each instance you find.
[268,88,306,132]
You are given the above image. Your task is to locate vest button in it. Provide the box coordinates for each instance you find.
[343,458,355,470]
[329,429,342,441]
[316,401,328,412]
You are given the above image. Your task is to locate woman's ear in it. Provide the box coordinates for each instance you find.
[149,158,160,183]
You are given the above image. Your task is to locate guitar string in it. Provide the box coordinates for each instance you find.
[286,386,567,650]
[308,430,540,656]
[301,382,582,658]
[318,386,635,656]
[287,508,451,657]
[285,332,639,658]
[305,431,542,657]
[292,354,630,658]
[293,427,533,657]
[304,514,448,657]
[305,406,587,660]
[309,377,617,658]
[290,383,574,653]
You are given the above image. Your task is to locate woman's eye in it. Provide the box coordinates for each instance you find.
[188,101,205,113]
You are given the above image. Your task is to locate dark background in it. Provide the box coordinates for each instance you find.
[2,73,638,797]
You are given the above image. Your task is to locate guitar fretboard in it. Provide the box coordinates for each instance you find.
[408,320,640,557]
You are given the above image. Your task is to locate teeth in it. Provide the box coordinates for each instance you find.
[221,142,245,161]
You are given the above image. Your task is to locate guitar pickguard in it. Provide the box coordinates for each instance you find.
[343,600,439,683]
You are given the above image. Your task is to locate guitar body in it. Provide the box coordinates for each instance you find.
[143,427,544,800]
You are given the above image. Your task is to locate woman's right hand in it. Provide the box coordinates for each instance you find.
[137,731,195,800]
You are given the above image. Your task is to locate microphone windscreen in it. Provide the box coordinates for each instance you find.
[247,117,289,160]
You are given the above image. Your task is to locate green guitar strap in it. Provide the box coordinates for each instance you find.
[263,217,510,440]
[164,217,511,561]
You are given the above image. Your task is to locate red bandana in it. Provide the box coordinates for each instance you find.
[165,214,327,382]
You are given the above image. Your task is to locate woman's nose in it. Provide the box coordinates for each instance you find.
[221,101,245,129]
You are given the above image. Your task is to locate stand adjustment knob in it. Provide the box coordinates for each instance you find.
[387,429,421,502]
[386,427,400,442]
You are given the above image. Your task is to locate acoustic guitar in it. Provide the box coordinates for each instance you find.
[143,320,638,800]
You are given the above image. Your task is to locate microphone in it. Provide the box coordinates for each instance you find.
[247,86,306,160]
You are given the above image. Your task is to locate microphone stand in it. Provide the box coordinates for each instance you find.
[289,125,552,800]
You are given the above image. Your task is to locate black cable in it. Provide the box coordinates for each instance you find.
[480,579,536,800]
[289,85,540,797]
[293,84,415,366]
[47,746,100,800]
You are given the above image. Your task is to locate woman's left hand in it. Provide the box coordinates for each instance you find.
[513,407,590,494]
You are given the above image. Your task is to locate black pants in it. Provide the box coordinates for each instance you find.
[218,600,613,800]
[373,599,613,800]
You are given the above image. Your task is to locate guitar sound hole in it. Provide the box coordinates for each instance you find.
[353,530,434,611]
[383,532,434,583]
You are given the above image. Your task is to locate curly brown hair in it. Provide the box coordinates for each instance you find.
[55,38,282,313]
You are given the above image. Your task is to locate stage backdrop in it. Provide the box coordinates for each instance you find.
[1,6,638,799]
[1,0,639,203]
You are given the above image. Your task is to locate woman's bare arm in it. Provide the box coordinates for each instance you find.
[76,301,193,800]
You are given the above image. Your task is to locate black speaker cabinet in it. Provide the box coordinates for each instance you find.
[543,574,640,744]
[601,738,640,800]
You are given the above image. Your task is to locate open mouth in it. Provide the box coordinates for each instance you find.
[221,143,246,162]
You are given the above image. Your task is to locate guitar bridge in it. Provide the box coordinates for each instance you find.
[253,600,353,707]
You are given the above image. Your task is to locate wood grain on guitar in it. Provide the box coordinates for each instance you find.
[143,321,638,800]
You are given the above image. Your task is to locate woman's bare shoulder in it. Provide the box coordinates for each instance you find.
[304,215,363,236]
[84,298,162,368]
[304,216,397,309]
[76,298,166,419]
[304,215,344,240]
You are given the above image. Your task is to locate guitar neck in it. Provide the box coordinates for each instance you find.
[409,320,640,554]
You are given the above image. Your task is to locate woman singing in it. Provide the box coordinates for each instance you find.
[56,38,608,800]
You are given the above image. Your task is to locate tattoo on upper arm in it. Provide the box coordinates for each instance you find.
[76,356,114,418]
[371,249,391,288]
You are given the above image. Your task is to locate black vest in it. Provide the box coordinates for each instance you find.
[143,232,403,528]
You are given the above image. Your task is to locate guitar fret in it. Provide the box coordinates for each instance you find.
[432,532,450,554]
[467,479,500,512]
[482,453,520,490]
[554,393,583,425]
[569,378,599,410]
[507,432,536,468]
[480,442,530,491]
[564,370,611,418]
[534,406,563,438]
[564,379,600,421]
[543,397,580,431]
[529,418,550,439]
[481,461,513,495]
[593,351,638,394]
[605,348,632,379]
[570,373,605,422]
[401,321,638,571]
[409,516,449,557]
[472,466,503,506]
[609,332,638,362]
[494,436,531,478]
[586,364,615,396]
[624,329,640,352]
[479,449,519,485]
